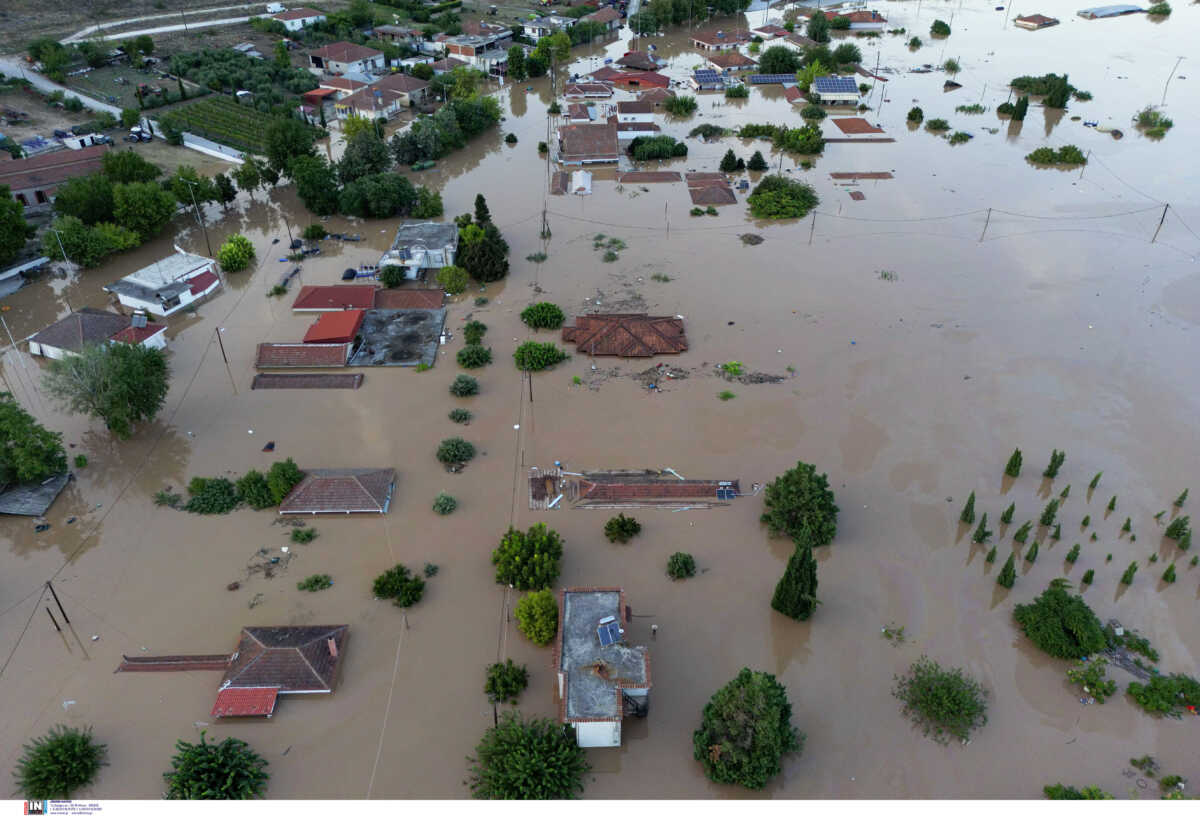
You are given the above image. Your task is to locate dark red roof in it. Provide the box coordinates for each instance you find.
[371,289,444,309]
[274,6,324,19]
[784,86,804,103]
[310,41,383,63]
[691,28,752,46]
[211,686,279,718]
[833,117,885,135]
[611,71,669,89]
[303,309,365,344]
[708,51,757,69]
[558,120,619,162]
[562,314,687,357]
[293,284,378,311]
[579,479,739,501]
[279,468,396,514]
[221,625,348,692]
[255,343,350,368]
[110,323,167,345]
[0,144,108,195]
[188,270,220,296]
[617,51,658,71]
[585,7,621,23]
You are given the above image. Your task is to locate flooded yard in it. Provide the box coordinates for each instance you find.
[2,0,1199,799]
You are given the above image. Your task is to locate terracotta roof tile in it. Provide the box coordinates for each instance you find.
[278,468,395,514]
[255,343,350,368]
[0,144,108,195]
[371,289,444,309]
[310,41,383,62]
[211,686,279,718]
[221,625,348,692]
[561,314,687,357]
[110,323,167,345]
[579,479,738,501]
[292,285,377,311]
[303,310,365,344]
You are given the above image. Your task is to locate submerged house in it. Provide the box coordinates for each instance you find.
[562,313,687,357]
[28,308,166,359]
[811,75,860,105]
[1077,5,1144,18]
[212,625,349,718]
[103,249,220,317]
[278,468,396,514]
[377,222,459,280]
[1014,13,1061,28]
[554,588,650,748]
[557,119,620,165]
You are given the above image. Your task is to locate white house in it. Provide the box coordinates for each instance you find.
[103,248,221,317]
[524,15,574,42]
[615,100,653,123]
[377,222,460,280]
[309,42,385,77]
[28,308,166,359]
[272,7,326,32]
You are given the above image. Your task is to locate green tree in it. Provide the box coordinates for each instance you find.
[13,724,107,800]
[213,173,236,208]
[1120,562,1137,585]
[907,106,924,123]
[513,341,568,372]
[436,265,469,295]
[450,374,479,397]
[235,470,274,509]
[1013,579,1106,658]
[747,150,768,171]
[668,551,697,579]
[520,302,565,330]
[758,45,799,74]
[484,659,529,704]
[719,148,739,172]
[265,117,317,176]
[467,712,588,799]
[266,458,304,504]
[0,186,29,266]
[493,523,563,590]
[931,19,951,36]
[1044,74,1071,108]
[1162,563,1176,583]
[218,234,255,272]
[112,181,177,242]
[274,39,290,70]
[338,130,392,185]
[693,668,802,790]
[997,553,1017,588]
[373,564,426,607]
[163,732,268,799]
[44,343,168,438]
[474,193,492,225]
[1025,539,1039,562]
[1044,784,1114,800]
[972,513,992,544]
[760,461,839,547]
[893,656,988,744]
[102,150,161,184]
[514,588,558,645]
[166,166,217,207]
[1174,488,1189,507]
[0,393,66,483]
[436,436,475,466]
[832,43,862,66]
[747,175,820,219]
[806,11,831,43]
[1012,94,1030,121]
[41,216,138,267]
[134,34,154,55]
[604,513,642,543]
[1043,448,1066,478]
[1164,515,1190,540]
[771,543,819,621]
[459,222,509,282]
[1004,448,1022,477]
[1000,503,1015,524]
[960,491,976,524]
[53,175,115,225]
[231,156,264,197]
[1040,499,1059,526]
[506,45,526,81]
[290,155,339,215]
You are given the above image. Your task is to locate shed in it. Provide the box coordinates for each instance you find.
[303,309,365,344]
[278,468,396,514]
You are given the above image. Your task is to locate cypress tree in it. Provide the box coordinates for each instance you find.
[747,150,768,171]
[1043,449,1066,478]
[1040,499,1059,526]
[1025,539,1039,563]
[1120,562,1137,585]
[1059,484,1070,499]
[1000,503,1015,525]
[1162,563,1176,583]
[1013,521,1032,544]
[1081,569,1094,584]
[1164,515,1190,540]
[1004,448,1022,478]
[1121,517,1131,533]
[1106,496,1116,512]
[1175,489,1189,508]
[997,553,1017,588]
[771,543,819,621]
[1088,472,1102,490]
[474,193,492,225]
[1081,515,1090,528]
[1051,523,1062,540]
[985,546,997,563]
[960,491,976,524]
[1065,543,1080,563]
[1012,94,1029,121]
[719,149,739,173]
[972,513,992,544]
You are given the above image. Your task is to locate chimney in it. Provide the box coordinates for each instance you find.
[327,637,338,658]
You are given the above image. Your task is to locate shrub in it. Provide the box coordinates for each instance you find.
[432,492,457,515]
[537,141,547,153]
[1025,539,1039,562]
[372,564,425,607]
[13,725,107,799]
[513,341,569,372]
[184,477,239,514]
[930,19,951,36]
[1126,673,1200,716]
[604,513,642,544]
[1066,543,1081,563]
[725,84,749,98]
[1164,515,1190,540]
[1147,2,1171,14]
[457,345,492,369]
[997,102,1015,115]
[1107,496,1117,511]
[959,492,976,524]
[1026,146,1088,165]
[747,175,820,219]
[1120,562,1137,584]
[450,374,480,397]
[997,553,1017,588]
[462,320,487,345]
[513,588,558,645]
[494,524,563,591]
[297,574,331,591]
[1175,488,1189,507]
[667,552,696,580]
[436,437,475,466]
[602,250,618,262]
[1013,521,1032,543]
[985,546,996,563]
[520,302,565,330]
[217,234,255,272]
[435,265,469,295]
[1162,563,1176,583]
[1043,449,1066,477]
[1040,499,1059,527]
[1000,503,1015,525]
[525,252,547,263]
[235,469,273,509]
[926,118,950,131]
[800,104,826,121]
[907,106,924,123]
[772,543,819,621]
[154,490,182,508]
[484,659,529,704]
[893,656,988,744]
[423,563,438,577]
[690,207,705,217]
[1013,579,1106,658]
[972,513,992,544]
[163,732,268,799]
[1089,472,1102,489]
[760,461,839,547]
[267,458,304,505]
[1044,784,1114,800]
[689,124,728,139]
[504,133,517,144]
[664,95,698,116]
[302,224,326,240]
[908,36,922,48]
[944,58,961,74]
[718,390,736,401]
[467,712,587,799]
[693,668,801,789]
[1082,569,1094,584]
[449,408,472,424]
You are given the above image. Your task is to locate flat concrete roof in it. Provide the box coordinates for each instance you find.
[560,589,649,721]
[349,308,446,367]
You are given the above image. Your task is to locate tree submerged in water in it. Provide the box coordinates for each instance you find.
[467,712,588,799]
[960,491,976,524]
[893,656,988,744]
[1013,579,1105,658]
[760,461,839,547]
[13,725,107,800]
[771,543,819,621]
[693,668,802,789]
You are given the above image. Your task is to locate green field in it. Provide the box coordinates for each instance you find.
[164,96,276,153]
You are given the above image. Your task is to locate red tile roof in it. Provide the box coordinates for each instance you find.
[562,314,687,357]
[293,284,378,311]
[691,28,752,46]
[338,85,403,114]
[784,85,804,104]
[565,82,613,98]
[311,41,383,63]
[579,479,739,501]
[431,57,468,71]
[821,10,886,23]
[255,343,350,368]
[754,24,789,37]
[558,120,619,162]
[110,323,167,345]
[567,103,589,120]
[637,87,676,105]
[320,77,369,93]
[221,625,349,692]
[617,51,658,71]
[211,686,279,718]
[188,270,220,296]
[585,7,621,23]
[371,288,444,309]
[616,100,653,114]
[609,70,669,89]
[374,73,430,93]
[708,51,758,69]
[833,117,885,135]
[0,144,108,195]
[278,468,396,514]
[274,6,324,20]
[303,309,365,344]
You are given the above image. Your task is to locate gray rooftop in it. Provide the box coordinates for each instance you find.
[390,221,459,251]
[0,472,70,516]
[104,250,213,301]
[349,308,446,367]
[560,590,649,721]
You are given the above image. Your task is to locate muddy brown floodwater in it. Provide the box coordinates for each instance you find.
[2,0,1199,799]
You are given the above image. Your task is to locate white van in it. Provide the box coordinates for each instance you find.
[266,3,285,14]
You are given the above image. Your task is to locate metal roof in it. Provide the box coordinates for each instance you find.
[813,76,860,94]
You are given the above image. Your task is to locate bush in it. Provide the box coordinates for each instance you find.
[930,19,951,36]
[73,454,88,468]
[926,118,950,131]
[290,527,316,543]
[1126,673,1200,716]
[1013,579,1106,658]
[432,265,468,295]
[378,265,406,288]
[664,95,698,116]
[504,133,517,144]
[761,461,839,547]
[297,574,332,591]
[893,656,988,744]
[667,551,696,579]
[235,469,274,509]
[693,668,801,789]
[267,458,304,505]
[457,345,492,369]
[1066,543,1081,563]
[538,141,548,153]
[1147,2,1171,14]
[948,131,971,144]
[604,513,642,544]
[484,659,529,704]
[725,84,749,99]
[747,150,768,171]
[800,104,826,121]
[302,224,327,240]
[1026,146,1088,165]
[1044,784,1114,800]
[1164,515,1190,540]
[217,234,255,272]
[184,477,239,514]
[372,564,425,607]
[467,712,587,799]
[513,341,569,372]
[1040,499,1059,527]
[747,175,820,219]
[494,523,563,591]
[520,302,565,330]
[629,135,687,161]
[436,437,475,466]
[432,492,457,515]
[1066,657,1116,702]
[960,492,976,524]
[908,36,922,48]
[163,732,268,799]
[996,102,1015,115]
[689,123,727,140]
[907,106,924,123]
[1120,562,1138,584]
[513,588,558,645]
[448,408,472,424]
[944,58,961,74]
[997,553,1017,588]
[450,374,480,397]
[14,725,107,799]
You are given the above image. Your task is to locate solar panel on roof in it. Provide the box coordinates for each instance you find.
[813,76,859,94]
[693,70,721,81]
[749,73,796,84]
[597,620,623,646]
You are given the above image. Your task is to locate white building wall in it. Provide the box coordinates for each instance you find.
[617,112,653,123]
[27,341,66,360]
[574,721,620,748]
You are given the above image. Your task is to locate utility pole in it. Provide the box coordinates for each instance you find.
[182,179,213,257]
[1161,56,1184,106]
[979,207,992,242]
[45,581,70,625]
[49,227,69,266]
[1079,150,1091,180]
[808,210,816,245]
[46,607,61,633]
[1151,203,1169,243]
